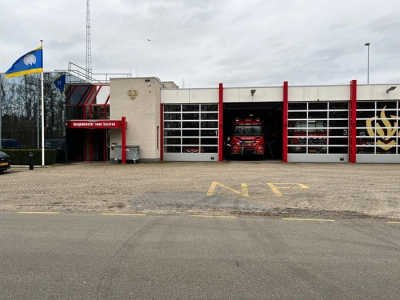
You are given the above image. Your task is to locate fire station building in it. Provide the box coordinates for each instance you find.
[65,77,400,164]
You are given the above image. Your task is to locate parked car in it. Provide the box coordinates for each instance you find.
[0,151,11,173]
[1,139,21,149]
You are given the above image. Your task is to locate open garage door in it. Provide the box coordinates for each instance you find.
[223,102,282,161]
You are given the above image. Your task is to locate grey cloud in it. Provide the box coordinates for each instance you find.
[2,0,400,87]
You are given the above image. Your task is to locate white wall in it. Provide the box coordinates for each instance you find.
[161,84,400,104]
[357,84,400,101]
[288,85,350,101]
[110,77,164,161]
[161,89,219,103]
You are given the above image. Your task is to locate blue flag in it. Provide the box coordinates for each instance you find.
[53,74,66,93]
[5,46,43,78]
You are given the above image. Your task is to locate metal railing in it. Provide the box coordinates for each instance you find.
[56,62,132,84]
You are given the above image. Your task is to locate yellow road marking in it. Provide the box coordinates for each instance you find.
[267,183,309,197]
[269,183,309,188]
[190,215,237,219]
[296,183,309,189]
[18,212,60,214]
[267,183,283,196]
[207,182,248,196]
[101,213,146,216]
[283,217,335,222]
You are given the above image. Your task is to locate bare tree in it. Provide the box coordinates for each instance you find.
[1,73,65,148]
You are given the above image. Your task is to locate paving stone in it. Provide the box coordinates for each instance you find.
[1,162,399,220]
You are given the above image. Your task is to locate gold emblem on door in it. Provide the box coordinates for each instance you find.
[366,105,398,150]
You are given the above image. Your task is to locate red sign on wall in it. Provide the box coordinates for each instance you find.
[66,120,124,129]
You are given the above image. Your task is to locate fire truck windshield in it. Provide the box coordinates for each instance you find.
[233,125,263,136]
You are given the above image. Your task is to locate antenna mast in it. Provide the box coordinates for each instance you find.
[86,0,92,79]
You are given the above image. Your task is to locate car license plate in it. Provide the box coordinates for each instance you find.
[245,141,252,144]
[309,149,316,153]
[0,162,8,166]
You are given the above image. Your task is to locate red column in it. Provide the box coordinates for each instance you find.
[121,116,127,164]
[218,83,224,162]
[349,80,357,163]
[160,104,164,162]
[282,81,289,162]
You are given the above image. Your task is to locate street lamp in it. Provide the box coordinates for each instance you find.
[364,43,370,84]
[386,86,396,94]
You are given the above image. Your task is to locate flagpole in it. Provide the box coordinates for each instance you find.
[40,40,45,166]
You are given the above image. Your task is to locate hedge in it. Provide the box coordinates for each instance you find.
[1,149,57,165]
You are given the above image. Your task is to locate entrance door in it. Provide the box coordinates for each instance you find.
[66,129,109,162]
[163,104,219,161]
[85,130,108,161]
[287,102,349,163]
[223,102,283,160]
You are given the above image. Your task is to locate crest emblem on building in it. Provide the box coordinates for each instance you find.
[127,89,138,99]
[366,105,399,150]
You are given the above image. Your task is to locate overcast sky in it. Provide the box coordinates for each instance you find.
[1,0,400,88]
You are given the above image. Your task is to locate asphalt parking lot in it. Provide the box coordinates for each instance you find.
[1,161,399,220]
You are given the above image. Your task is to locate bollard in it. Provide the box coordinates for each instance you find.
[29,152,34,170]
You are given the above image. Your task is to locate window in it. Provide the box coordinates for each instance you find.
[356,101,399,154]
[288,102,348,154]
[233,125,263,136]
[164,104,219,154]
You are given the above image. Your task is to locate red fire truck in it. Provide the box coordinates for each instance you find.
[230,117,265,158]
[290,120,327,153]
